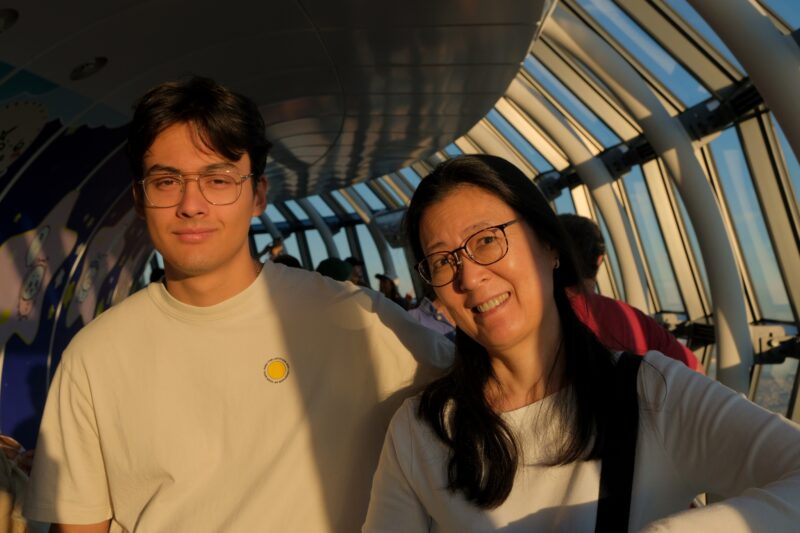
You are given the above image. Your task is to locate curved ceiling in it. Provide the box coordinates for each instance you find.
[0,0,553,202]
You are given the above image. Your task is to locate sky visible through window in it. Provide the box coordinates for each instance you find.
[576,0,711,106]
[710,128,792,322]
[486,109,553,172]
[667,0,743,71]
[771,115,800,211]
[623,166,683,312]
[523,56,620,147]
[760,0,800,29]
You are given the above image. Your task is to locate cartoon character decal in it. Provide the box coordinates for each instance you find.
[0,192,78,345]
[65,209,147,326]
[17,225,50,319]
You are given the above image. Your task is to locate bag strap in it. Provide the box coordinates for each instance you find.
[595,352,643,533]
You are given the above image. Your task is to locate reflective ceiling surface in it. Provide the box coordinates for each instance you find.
[0,0,552,202]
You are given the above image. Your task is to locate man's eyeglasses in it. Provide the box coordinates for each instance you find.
[138,170,252,208]
[417,219,518,287]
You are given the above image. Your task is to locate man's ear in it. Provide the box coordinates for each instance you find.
[253,175,268,215]
[596,254,604,268]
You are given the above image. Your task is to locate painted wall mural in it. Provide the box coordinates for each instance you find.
[0,62,150,448]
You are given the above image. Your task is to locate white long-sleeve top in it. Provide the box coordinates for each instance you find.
[364,351,800,532]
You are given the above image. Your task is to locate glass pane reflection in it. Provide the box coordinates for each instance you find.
[710,128,792,321]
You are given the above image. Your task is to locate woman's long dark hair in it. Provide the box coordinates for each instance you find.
[405,154,616,508]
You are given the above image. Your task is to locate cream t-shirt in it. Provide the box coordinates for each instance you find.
[25,262,453,532]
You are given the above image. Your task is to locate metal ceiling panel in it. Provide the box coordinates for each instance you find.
[0,0,550,204]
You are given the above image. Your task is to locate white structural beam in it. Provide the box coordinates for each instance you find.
[546,8,753,393]
[507,78,650,311]
[296,197,339,259]
[687,0,800,163]
[258,214,282,240]
[338,188,397,280]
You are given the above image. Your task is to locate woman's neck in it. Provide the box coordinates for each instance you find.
[485,314,564,412]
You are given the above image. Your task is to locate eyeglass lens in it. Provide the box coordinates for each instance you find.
[422,227,508,286]
[144,173,244,207]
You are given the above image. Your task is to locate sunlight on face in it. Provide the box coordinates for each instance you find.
[419,185,559,359]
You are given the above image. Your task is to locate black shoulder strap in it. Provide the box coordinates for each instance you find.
[595,352,643,533]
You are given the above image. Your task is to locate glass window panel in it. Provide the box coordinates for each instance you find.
[282,233,302,264]
[332,228,351,259]
[486,109,553,171]
[523,56,620,147]
[595,207,625,300]
[306,195,335,218]
[760,0,800,29]
[399,167,422,188]
[622,166,684,311]
[377,177,405,206]
[754,358,799,416]
[355,224,384,287]
[552,187,576,214]
[710,128,792,321]
[771,115,800,210]
[305,229,331,271]
[139,252,165,286]
[284,199,309,221]
[667,0,743,70]
[253,232,271,258]
[575,0,711,106]
[265,204,286,222]
[388,246,415,300]
[444,143,463,157]
[331,190,357,214]
[353,183,386,211]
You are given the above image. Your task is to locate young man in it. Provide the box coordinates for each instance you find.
[25,77,452,532]
[559,213,702,372]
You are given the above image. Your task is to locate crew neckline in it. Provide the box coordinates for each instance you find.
[147,264,269,322]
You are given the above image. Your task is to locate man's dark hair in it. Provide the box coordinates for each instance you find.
[127,76,271,196]
[559,214,606,280]
[405,154,615,509]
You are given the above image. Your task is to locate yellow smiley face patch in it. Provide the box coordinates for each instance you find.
[264,357,290,383]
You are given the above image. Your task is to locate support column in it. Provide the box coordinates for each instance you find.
[546,8,753,392]
[506,80,650,311]
[297,198,339,259]
[338,188,397,279]
[688,0,800,163]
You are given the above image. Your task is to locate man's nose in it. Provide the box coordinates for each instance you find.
[177,178,208,216]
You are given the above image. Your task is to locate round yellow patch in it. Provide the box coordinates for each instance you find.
[264,358,289,383]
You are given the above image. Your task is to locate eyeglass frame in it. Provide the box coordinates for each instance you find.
[137,169,253,208]
[416,219,519,287]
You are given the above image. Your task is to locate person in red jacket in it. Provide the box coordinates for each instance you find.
[559,214,702,372]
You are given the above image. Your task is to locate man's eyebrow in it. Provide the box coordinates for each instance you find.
[145,164,179,175]
[144,162,238,175]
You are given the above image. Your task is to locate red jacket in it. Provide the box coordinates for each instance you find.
[568,288,702,372]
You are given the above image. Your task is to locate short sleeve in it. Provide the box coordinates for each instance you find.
[24,347,112,524]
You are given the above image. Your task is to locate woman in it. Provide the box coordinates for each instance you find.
[363,154,800,532]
